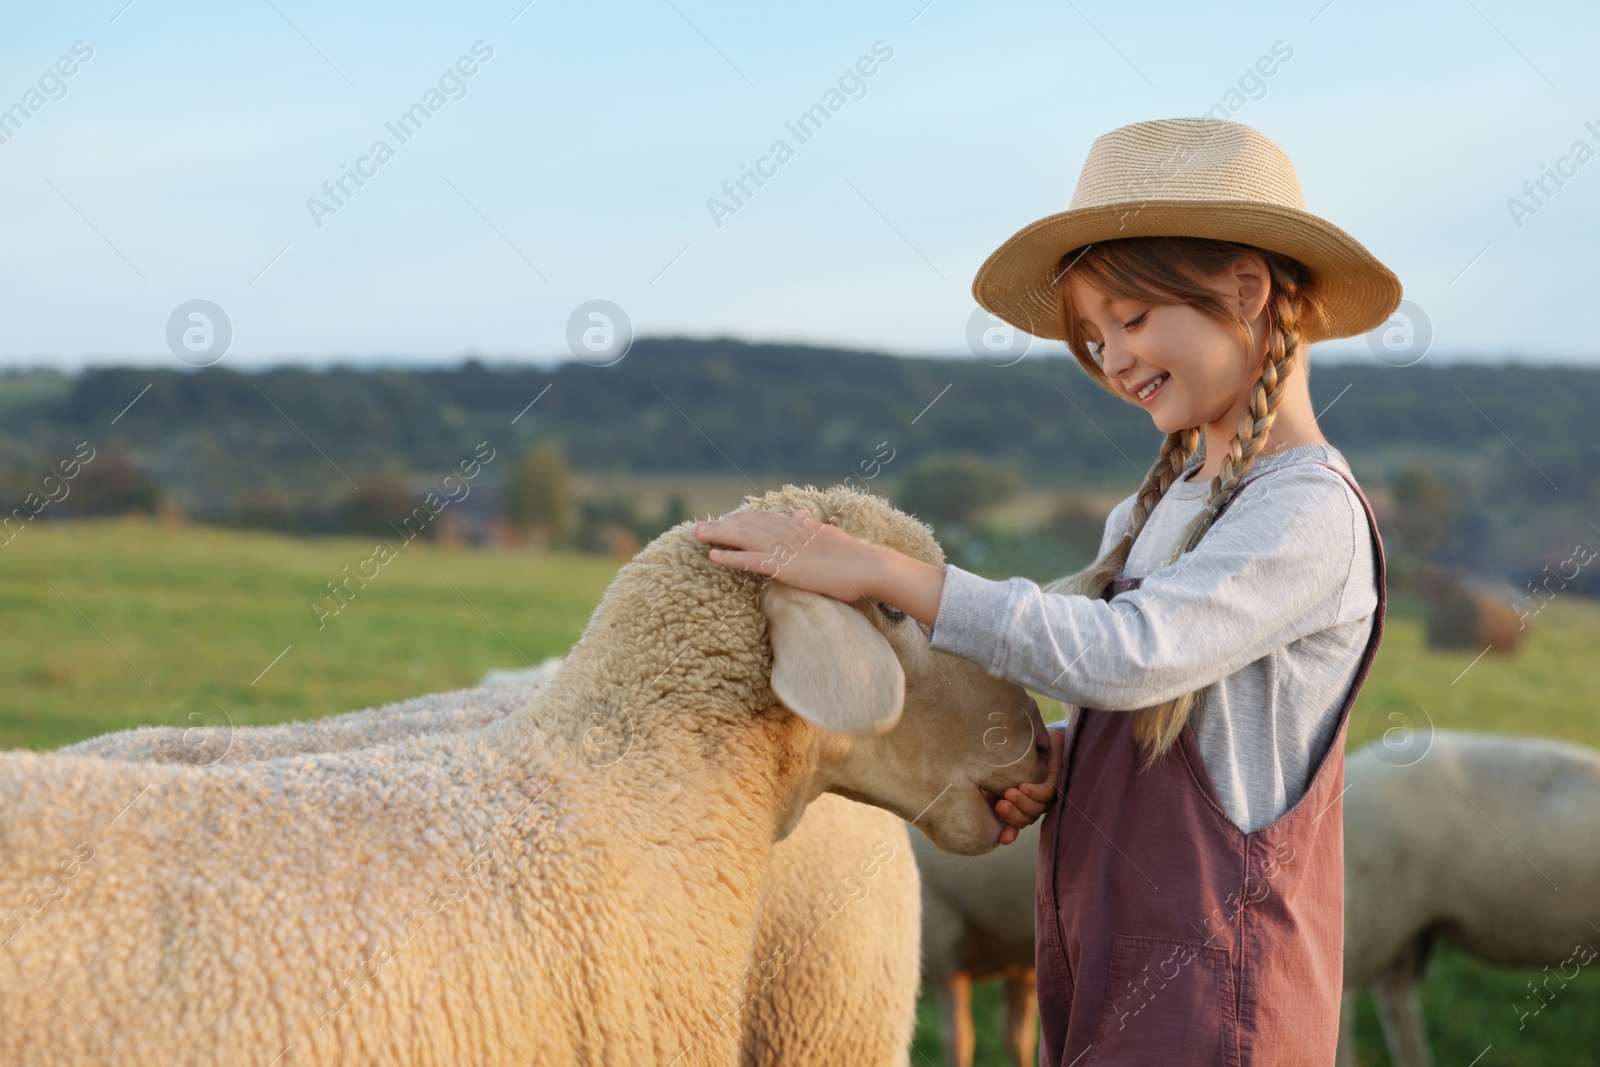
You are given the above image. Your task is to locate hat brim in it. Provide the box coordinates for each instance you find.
[970,200,1402,345]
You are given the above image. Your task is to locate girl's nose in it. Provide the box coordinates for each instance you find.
[1098,339,1134,377]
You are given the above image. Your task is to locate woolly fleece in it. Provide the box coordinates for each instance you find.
[0,485,951,1066]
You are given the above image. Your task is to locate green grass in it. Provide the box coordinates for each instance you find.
[910,943,1600,1067]
[0,518,620,749]
[5,519,1599,1064]
[1343,940,1600,1067]
[1349,590,1600,751]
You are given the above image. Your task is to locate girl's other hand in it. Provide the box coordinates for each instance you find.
[994,723,1065,845]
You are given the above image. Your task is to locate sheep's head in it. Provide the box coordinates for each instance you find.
[742,486,1050,856]
[566,483,1048,856]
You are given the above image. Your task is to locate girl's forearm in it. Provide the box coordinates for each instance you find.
[862,545,946,629]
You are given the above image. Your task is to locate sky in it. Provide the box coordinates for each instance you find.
[1,0,1597,369]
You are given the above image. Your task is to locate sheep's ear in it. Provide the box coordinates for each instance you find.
[761,583,904,736]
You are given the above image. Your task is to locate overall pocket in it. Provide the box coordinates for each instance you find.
[1086,933,1239,1067]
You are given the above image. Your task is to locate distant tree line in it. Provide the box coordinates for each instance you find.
[0,338,1595,589]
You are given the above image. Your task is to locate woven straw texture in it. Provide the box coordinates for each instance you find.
[971,118,1402,344]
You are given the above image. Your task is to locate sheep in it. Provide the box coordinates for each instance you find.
[2,484,1047,1066]
[69,707,924,1067]
[913,815,1041,1067]
[479,657,566,689]
[1336,728,1600,1067]
[56,661,560,765]
[737,794,922,1067]
[59,664,924,1067]
[59,652,567,767]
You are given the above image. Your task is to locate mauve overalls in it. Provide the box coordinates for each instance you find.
[1035,460,1387,1066]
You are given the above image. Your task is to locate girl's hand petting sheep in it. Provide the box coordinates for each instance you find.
[695,509,947,628]
[695,508,1060,844]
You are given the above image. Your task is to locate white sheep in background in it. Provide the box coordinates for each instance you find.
[3,484,1046,1066]
[59,659,924,1067]
[56,688,537,766]
[58,657,563,765]
[58,690,509,763]
[1337,728,1600,1067]
[478,657,566,690]
[913,815,1041,1067]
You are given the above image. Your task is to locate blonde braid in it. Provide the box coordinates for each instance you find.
[1126,427,1203,554]
[1042,415,1202,603]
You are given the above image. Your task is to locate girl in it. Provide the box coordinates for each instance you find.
[695,117,1395,1065]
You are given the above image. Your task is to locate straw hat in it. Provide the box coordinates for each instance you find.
[971,117,1402,344]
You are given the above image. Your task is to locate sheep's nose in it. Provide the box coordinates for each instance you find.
[1036,741,1050,759]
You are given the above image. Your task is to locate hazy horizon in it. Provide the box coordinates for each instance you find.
[0,334,1581,375]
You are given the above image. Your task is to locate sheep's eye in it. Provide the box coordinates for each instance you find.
[876,602,907,624]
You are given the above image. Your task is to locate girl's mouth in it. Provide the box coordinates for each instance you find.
[1137,372,1169,404]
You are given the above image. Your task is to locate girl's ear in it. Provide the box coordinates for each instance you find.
[1230,251,1272,320]
[761,582,905,736]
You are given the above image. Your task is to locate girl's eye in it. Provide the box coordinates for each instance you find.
[1085,312,1144,362]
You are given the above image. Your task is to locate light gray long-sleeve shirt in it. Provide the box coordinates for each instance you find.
[929,443,1379,834]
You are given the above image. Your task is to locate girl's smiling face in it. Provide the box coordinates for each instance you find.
[1065,257,1269,437]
